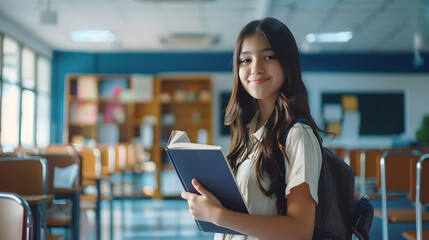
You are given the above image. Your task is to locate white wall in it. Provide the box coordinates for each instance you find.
[211,72,429,150]
[211,73,234,154]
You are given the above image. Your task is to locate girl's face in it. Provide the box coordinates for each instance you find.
[239,34,284,102]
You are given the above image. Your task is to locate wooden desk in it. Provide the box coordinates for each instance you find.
[23,194,54,240]
[55,187,81,240]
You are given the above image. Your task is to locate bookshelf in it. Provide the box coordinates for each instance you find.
[65,74,213,198]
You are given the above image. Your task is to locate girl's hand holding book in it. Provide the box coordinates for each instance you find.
[181,178,224,223]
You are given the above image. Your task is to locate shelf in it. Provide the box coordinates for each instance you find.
[69,123,97,128]
[68,96,98,103]
[161,101,211,106]
[65,74,212,199]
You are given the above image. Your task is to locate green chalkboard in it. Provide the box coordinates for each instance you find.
[322,92,404,135]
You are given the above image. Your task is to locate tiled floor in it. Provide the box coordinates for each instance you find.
[80,198,214,240]
[51,172,429,240]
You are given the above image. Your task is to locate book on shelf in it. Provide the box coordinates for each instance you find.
[131,74,154,102]
[69,102,98,125]
[77,75,98,100]
[99,78,128,100]
[102,102,126,123]
[165,130,248,234]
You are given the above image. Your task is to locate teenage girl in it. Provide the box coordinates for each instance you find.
[181,17,323,240]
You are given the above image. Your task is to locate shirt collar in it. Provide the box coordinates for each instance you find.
[246,110,266,142]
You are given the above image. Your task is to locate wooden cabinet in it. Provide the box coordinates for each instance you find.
[65,74,213,198]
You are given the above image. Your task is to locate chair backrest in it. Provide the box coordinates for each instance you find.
[349,149,363,176]
[334,148,347,160]
[409,154,429,204]
[363,149,384,179]
[378,150,421,191]
[413,154,429,240]
[115,144,127,173]
[74,146,101,179]
[125,143,136,171]
[356,149,384,196]
[0,192,33,240]
[0,157,48,195]
[35,153,81,194]
[0,153,19,158]
[40,145,75,154]
[97,144,116,176]
[13,146,39,155]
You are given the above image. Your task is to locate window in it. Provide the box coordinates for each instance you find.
[20,89,35,147]
[21,47,36,89]
[36,56,51,148]
[0,35,52,149]
[1,83,20,147]
[20,47,36,148]
[1,36,20,147]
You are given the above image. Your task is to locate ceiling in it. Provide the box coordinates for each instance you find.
[0,0,427,53]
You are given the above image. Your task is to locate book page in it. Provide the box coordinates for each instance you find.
[166,130,221,150]
[167,130,190,145]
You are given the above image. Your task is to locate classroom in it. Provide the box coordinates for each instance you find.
[0,0,428,239]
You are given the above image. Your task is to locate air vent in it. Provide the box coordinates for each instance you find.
[160,33,219,46]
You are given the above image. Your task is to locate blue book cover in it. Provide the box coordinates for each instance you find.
[165,130,248,234]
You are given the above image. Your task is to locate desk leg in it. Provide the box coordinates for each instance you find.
[110,180,114,240]
[73,191,81,240]
[96,179,101,240]
[30,203,47,240]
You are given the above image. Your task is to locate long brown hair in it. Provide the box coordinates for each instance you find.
[225,17,323,197]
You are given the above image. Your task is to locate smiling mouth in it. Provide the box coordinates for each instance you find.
[249,78,269,84]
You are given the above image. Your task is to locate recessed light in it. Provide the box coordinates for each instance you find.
[69,30,115,43]
[306,31,353,43]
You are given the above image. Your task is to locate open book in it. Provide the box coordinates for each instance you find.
[165,130,248,234]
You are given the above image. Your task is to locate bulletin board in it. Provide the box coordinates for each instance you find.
[321,92,404,135]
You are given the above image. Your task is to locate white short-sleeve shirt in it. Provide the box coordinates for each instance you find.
[214,113,322,240]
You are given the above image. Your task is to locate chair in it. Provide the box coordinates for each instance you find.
[348,149,362,196]
[14,146,40,155]
[0,192,33,240]
[0,157,50,240]
[333,147,347,160]
[73,145,103,240]
[375,150,426,240]
[359,149,384,198]
[37,153,82,240]
[124,143,139,198]
[0,157,48,195]
[113,144,127,198]
[97,144,116,178]
[40,145,76,155]
[402,153,429,240]
[96,144,117,238]
[132,143,146,197]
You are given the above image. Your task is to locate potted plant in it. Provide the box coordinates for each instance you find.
[416,115,429,145]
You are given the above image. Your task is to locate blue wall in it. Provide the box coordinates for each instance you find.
[51,51,429,143]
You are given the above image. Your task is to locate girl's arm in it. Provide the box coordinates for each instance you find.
[181,178,316,240]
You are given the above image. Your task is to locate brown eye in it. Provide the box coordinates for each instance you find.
[264,56,276,60]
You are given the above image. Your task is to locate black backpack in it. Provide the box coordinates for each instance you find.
[275,118,373,240]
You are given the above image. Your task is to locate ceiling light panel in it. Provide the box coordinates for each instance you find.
[306,31,353,43]
[69,30,115,43]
